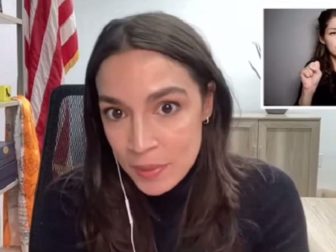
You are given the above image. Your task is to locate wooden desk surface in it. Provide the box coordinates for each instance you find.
[301,197,336,252]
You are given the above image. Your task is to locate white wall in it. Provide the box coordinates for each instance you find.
[0,0,17,96]
[65,0,263,113]
[0,0,18,141]
[1,0,336,189]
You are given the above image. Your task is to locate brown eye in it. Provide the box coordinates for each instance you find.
[105,108,125,120]
[159,102,179,115]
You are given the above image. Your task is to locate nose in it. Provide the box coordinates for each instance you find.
[127,116,158,154]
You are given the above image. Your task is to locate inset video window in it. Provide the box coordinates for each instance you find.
[264,8,336,107]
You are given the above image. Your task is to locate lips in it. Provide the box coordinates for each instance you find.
[131,164,168,179]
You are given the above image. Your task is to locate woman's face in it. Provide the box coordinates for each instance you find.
[321,16,336,58]
[96,49,213,196]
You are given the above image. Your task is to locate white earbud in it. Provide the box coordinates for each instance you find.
[113,152,137,252]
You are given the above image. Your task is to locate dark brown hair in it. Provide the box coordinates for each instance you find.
[82,12,245,251]
[312,9,336,94]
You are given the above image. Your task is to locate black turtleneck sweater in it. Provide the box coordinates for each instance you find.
[31,163,309,252]
[295,62,336,105]
[146,165,195,252]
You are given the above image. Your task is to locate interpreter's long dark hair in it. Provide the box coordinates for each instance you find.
[312,9,336,95]
[82,12,245,252]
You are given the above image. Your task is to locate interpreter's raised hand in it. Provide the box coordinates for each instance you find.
[300,61,322,93]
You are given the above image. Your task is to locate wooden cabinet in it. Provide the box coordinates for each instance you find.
[229,114,320,197]
[229,119,258,158]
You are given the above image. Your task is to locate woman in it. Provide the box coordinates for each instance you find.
[297,9,336,105]
[35,12,308,252]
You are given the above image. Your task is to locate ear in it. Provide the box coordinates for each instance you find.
[319,35,326,45]
[202,82,216,120]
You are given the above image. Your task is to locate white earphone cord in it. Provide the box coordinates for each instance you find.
[114,154,137,252]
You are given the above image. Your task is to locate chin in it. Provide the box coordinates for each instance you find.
[135,181,176,196]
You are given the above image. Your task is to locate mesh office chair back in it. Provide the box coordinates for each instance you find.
[29,84,85,251]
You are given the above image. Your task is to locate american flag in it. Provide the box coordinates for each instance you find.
[24,0,79,149]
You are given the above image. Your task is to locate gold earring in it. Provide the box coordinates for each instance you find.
[203,117,210,125]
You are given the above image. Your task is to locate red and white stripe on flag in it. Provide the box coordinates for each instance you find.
[24,0,79,150]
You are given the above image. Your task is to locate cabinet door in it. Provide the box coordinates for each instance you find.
[258,120,320,196]
[229,119,258,158]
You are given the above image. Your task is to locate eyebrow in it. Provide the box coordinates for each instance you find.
[147,86,188,102]
[98,86,188,105]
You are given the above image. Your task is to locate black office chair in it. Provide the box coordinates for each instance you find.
[29,84,86,251]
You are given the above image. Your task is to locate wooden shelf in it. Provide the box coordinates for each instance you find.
[233,113,321,121]
[0,179,18,195]
[0,100,19,108]
[0,13,22,25]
